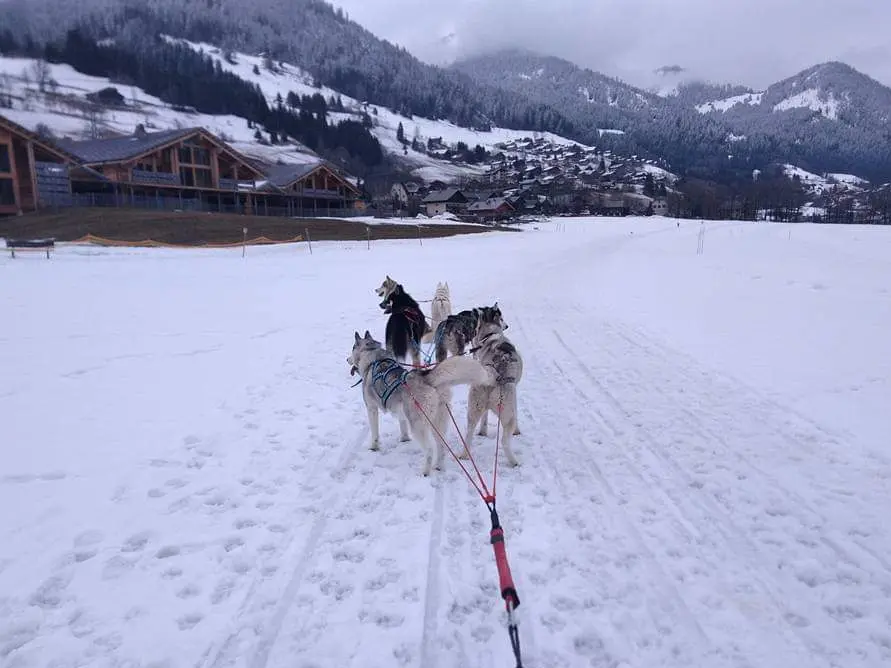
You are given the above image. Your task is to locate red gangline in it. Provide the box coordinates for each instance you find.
[442,401,492,501]
[410,396,490,503]
[492,400,504,499]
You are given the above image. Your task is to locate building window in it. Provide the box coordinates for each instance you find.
[178,166,213,188]
[179,167,194,187]
[0,144,10,173]
[192,147,211,166]
[0,177,15,205]
[194,168,212,188]
[178,141,212,167]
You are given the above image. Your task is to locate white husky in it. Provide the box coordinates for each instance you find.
[423,281,452,343]
[348,330,492,476]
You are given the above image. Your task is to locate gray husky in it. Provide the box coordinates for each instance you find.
[463,316,524,467]
[348,330,492,476]
[434,303,507,363]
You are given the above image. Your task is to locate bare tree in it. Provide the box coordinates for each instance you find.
[0,73,12,108]
[30,60,51,93]
[82,104,107,140]
[35,123,55,140]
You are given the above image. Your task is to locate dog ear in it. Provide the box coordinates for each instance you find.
[364,330,372,339]
[445,282,449,290]
[354,331,361,342]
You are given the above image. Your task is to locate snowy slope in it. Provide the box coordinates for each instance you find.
[2,220,891,667]
[0,40,587,182]
[782,164,868,195]
[167,37,587,182]
[695,92,763,114]
[0,55,321,167]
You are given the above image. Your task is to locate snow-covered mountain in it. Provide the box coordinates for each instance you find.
[454,51,891,182]
[0,39,583,184]
[3,0,891,183]
[695,62,891,123]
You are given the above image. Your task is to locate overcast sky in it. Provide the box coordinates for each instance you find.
[331,0,891,90]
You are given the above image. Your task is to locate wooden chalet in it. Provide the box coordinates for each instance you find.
[466,197,515,222]
[258,161,361,217]
[1,113,360,218]
[0,114,79,216]
[57,125,359,216]
[421,188,468,217]
[57,126,265,213]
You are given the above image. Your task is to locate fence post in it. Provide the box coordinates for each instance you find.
[366,226,371,250]
[242,226,247,258]
[417,224,423,246]
[305,228,313,255]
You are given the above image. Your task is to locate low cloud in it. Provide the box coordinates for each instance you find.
[333,0,891,89]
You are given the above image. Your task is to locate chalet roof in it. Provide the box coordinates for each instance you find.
[0,113,81,163]
[463,190,499,203]
[58,127,197,164]
[467,197,513,212]
[258,159,360,196]
[264,161,322,188]
[422,188,466,204]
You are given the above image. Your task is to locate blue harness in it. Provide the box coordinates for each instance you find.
[368,358,410,408]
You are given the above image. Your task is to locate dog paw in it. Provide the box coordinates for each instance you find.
[513,428,521,436]
[369,442,380,452]
[400,435,411,443]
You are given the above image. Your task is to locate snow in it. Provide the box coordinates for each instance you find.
[1,40,585,183]
[639,163,677,183]
[696,88,846,122]
[2,219,891,667]
[0,55,321,168]
[781,165,868,196]
[774,89,842,120]
[695,92,763,114]
[0,56,304,156]
[165,37,584,183]
[827,173,868,186]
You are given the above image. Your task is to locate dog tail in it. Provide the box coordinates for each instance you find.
[392,331,409,361]
[424,356,492,389]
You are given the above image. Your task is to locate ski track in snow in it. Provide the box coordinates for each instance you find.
[1,220,890,667]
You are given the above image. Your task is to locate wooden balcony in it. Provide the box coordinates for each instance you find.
[131,169,181,186]
[300,187,344,199]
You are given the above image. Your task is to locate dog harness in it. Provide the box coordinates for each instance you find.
[400,306,425,326]
[369,358,410,408]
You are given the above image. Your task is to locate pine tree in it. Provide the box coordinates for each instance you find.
[396,121,405,144]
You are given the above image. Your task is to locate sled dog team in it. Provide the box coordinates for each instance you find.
[347,276,524,476]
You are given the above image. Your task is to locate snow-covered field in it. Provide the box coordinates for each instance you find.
[2,218,890,668]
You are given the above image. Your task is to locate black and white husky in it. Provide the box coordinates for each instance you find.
[380,283,431,368]
[433,303,507,363]
[375,275,399,300]
[464,312,524,467]
[348,331,492,476]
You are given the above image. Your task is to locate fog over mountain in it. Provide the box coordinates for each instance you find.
[331,0,891,91]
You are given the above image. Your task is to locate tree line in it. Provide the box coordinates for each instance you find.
[0,27,384,172]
